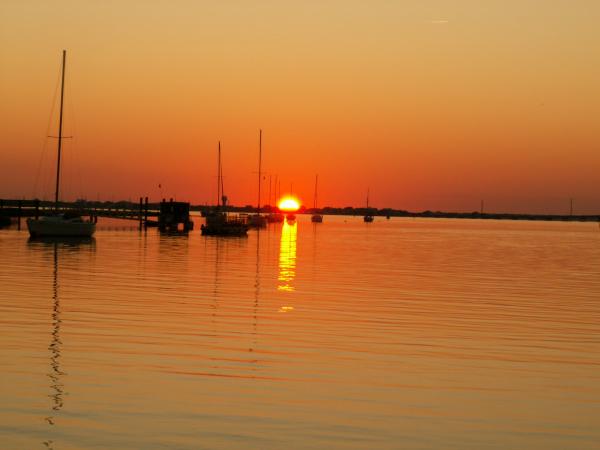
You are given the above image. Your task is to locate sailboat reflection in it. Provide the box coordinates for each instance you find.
[46,243,65,429]
[27,237,94,447]
[277,221,297,292]
[250,230,261,356]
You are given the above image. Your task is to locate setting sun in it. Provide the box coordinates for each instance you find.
[278,197,300,212]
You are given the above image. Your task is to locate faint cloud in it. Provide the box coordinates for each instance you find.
[428,19,449,24]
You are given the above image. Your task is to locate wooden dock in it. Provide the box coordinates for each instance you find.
[0,197,160,230]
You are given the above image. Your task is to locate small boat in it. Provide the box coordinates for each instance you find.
[363,188,374,223]
[202,211,248,236]
[266,175,284,222]
[267,212,284,223]
[201,142,248,237]
[248,213,267,228]
[27,50,95,238]
[286,213,296,222]
[311,174,323,223]
[248,129,267,228]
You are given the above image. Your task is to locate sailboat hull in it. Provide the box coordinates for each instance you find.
[27,217,96,238]
[267,213,284,223]
[201,212,248,236]
[247,214,267,228]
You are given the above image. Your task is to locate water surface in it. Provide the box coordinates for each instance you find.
[1,216,599,449]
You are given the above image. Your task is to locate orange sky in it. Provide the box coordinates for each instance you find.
[1,1,599,213]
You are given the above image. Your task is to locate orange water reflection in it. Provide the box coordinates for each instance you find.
[277,221,297,292]
[3,219,600,449]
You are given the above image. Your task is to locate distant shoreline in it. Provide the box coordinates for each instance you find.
[1,199,598,224]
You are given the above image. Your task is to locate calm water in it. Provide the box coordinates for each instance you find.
[1,216,599,449]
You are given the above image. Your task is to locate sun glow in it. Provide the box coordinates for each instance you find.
[278,197,300,212]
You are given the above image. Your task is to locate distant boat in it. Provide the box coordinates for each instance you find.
[267,211,284,223]
[201,142,248,237]
[363,188,374,223]
[286,213,296,222]
[248,129,267,228]
[311,174,323,223]
[267,176,284,222]
[27,50,95,238]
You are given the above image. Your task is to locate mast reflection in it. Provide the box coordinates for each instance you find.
[47,243,64,426]
[250,230,261,357]
[277,221,297,292]
[28,237,94,448]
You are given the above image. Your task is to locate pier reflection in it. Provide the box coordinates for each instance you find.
[277,221,297,292]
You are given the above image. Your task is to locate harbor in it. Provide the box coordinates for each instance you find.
[2,198,599,234]
[2,1,600,449]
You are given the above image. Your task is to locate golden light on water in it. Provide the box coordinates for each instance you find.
[277,221,297,292]
[278,197,300,212]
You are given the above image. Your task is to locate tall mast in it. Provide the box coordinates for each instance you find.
[313,174,318,209]
[268,175,272,209]
[257,129,262,213]
[277,180,281,205]
[217,141,221,208]
[220,152,224,207]
[54,50,66,208]
[366,188,370,209]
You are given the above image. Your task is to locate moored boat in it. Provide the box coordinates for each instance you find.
[201,141,248,237]
[363,188,374,223]
[28,214,95,238]
[27,50,95,238]
[311,174,323,223]
[202,211,248,236]
[267,212,284,223]
[248,129,267,229]
[248,214,267,228]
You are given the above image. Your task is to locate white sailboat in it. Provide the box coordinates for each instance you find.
[27,50,95,238]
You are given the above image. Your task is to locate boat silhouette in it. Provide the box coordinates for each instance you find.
[27,50,95,238]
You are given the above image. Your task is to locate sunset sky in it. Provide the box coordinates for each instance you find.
[1,1,599,213]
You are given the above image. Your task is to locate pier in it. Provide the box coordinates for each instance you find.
[0,198,161,230]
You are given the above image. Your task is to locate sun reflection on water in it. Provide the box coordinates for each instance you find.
[277,221,297,292]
